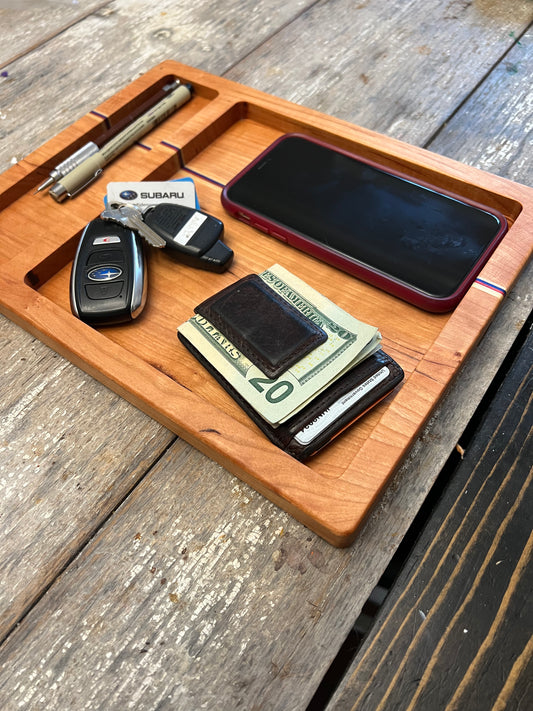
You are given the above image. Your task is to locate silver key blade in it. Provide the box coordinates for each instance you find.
[101,205,166,248]
[118,205,167,249]
[101,206,127,226]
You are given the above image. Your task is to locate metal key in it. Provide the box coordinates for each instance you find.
[101,204,166,248]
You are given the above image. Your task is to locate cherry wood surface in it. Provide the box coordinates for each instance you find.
[1,61,531,546]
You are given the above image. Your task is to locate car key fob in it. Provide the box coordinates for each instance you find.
[70,217,147,326]
[143,203,233,272]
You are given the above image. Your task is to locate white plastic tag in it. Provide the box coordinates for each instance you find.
[106,178,198,210]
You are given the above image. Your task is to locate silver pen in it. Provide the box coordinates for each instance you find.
[49,83,193,202]
[35,142,100,193]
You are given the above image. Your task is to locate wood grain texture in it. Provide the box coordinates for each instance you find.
[430,25,533,184]
[0,0,318,173]
[0,1,531,707]
[1,61,531,544]
[0,1,111,68]
[0,315,175,639]
[328,324,533,711]
[0,441,352,710]
[225,0,533,146]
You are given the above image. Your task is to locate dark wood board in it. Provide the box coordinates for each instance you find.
[329,322,533,710]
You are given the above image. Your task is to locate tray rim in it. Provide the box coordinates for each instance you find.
[1,60,532,546]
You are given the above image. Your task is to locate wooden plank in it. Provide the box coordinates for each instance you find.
[327,323,533,711]
[0,0,318,174]
[0,1,110,68]
[430,26,533,183]
[0,314,175,639]
[0,439,356,709]
[225,0,533,145]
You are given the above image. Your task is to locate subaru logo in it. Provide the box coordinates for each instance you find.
[119,190,138,201]
[88,266,123,281]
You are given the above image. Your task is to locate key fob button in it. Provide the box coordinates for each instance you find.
[85,281,124,300]
[144,204,223,255]
[87,249,124,266]
[92,235,121,245]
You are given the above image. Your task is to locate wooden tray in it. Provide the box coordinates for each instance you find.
[1,61,531,546]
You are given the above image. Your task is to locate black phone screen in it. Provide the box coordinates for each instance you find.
[224,135,505,300]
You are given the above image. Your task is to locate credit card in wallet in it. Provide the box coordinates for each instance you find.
[178,332,404,461]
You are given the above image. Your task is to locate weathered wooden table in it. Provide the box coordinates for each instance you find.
[0,2,531,709]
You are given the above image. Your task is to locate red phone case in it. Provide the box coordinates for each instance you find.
[221,133,507,312]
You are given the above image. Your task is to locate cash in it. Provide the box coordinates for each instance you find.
[178,264,381,425]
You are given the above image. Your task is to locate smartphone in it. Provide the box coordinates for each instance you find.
[221,133,507,312]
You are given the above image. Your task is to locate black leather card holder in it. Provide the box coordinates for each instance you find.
[195,274,327,378]
[178,332,404,461]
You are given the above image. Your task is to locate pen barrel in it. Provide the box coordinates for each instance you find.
[50,84,192,202]
[54,141,99,177]
[100,84,192,163]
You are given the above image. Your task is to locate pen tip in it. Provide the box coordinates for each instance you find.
[35,177,53,193]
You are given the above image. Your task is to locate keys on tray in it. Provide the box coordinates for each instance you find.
[101,203,233,272]
[71,200,233,324]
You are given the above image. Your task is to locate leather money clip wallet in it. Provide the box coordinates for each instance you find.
[178,273,404,461]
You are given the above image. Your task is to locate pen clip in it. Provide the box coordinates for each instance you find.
[69,168,104,198]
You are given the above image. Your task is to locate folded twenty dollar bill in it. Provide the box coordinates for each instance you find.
[178,264,383,425]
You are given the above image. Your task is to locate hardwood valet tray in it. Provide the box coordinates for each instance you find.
[1,61,531,546]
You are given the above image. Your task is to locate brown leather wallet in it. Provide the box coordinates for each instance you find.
[180,272,404,459]
[195,274,327,378]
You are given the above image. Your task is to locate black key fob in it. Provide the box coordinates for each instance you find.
[143,203,233,273]
[70,218,147,326]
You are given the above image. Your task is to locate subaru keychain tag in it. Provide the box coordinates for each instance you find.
[106,178,198,210]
